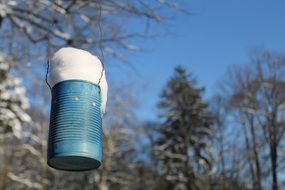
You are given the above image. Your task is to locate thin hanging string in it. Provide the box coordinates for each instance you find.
[97,0,105,86]
[45,0,105,88]
[45,60,52,90]
[45,0,58,90]
[45,35,52,90]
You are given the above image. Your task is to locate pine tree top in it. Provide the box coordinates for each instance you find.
[158,66,211,126]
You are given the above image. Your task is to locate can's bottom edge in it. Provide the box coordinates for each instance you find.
[47,153,101,171]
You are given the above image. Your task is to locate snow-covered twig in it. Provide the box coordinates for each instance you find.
[7,172,42,189]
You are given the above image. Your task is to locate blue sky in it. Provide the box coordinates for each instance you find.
[109,0,285,122]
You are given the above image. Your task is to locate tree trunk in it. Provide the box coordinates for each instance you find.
[270,110,278,190]
[0,137,7,190]
[40,123,47,190]
[220,137,226,190]
[243,128,256,189]
[270,143,278,190]
[248,116,262,190]
[99,133,114,190]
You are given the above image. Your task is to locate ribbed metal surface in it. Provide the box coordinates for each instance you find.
[47,80,102,171]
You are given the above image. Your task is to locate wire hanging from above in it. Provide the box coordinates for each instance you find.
[45,0,105,88]
[45,0,59,90]
[97,0,105,86]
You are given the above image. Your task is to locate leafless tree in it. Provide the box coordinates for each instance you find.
[224,48,285,190]
[0,0,187,61]
[228,64,263,190]
[210,95,228,189]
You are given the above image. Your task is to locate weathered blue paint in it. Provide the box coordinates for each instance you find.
[47,80,102,171]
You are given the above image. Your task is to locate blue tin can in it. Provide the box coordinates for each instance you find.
[47,80,102,171]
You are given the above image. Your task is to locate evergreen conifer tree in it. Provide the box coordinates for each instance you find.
[154,66,213,190]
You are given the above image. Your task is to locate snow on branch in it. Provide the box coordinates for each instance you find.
[7,172,42,189]
[0,54,31,138]
[0,0,186,57]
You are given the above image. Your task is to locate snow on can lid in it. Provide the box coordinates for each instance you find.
[48,47,108,114]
